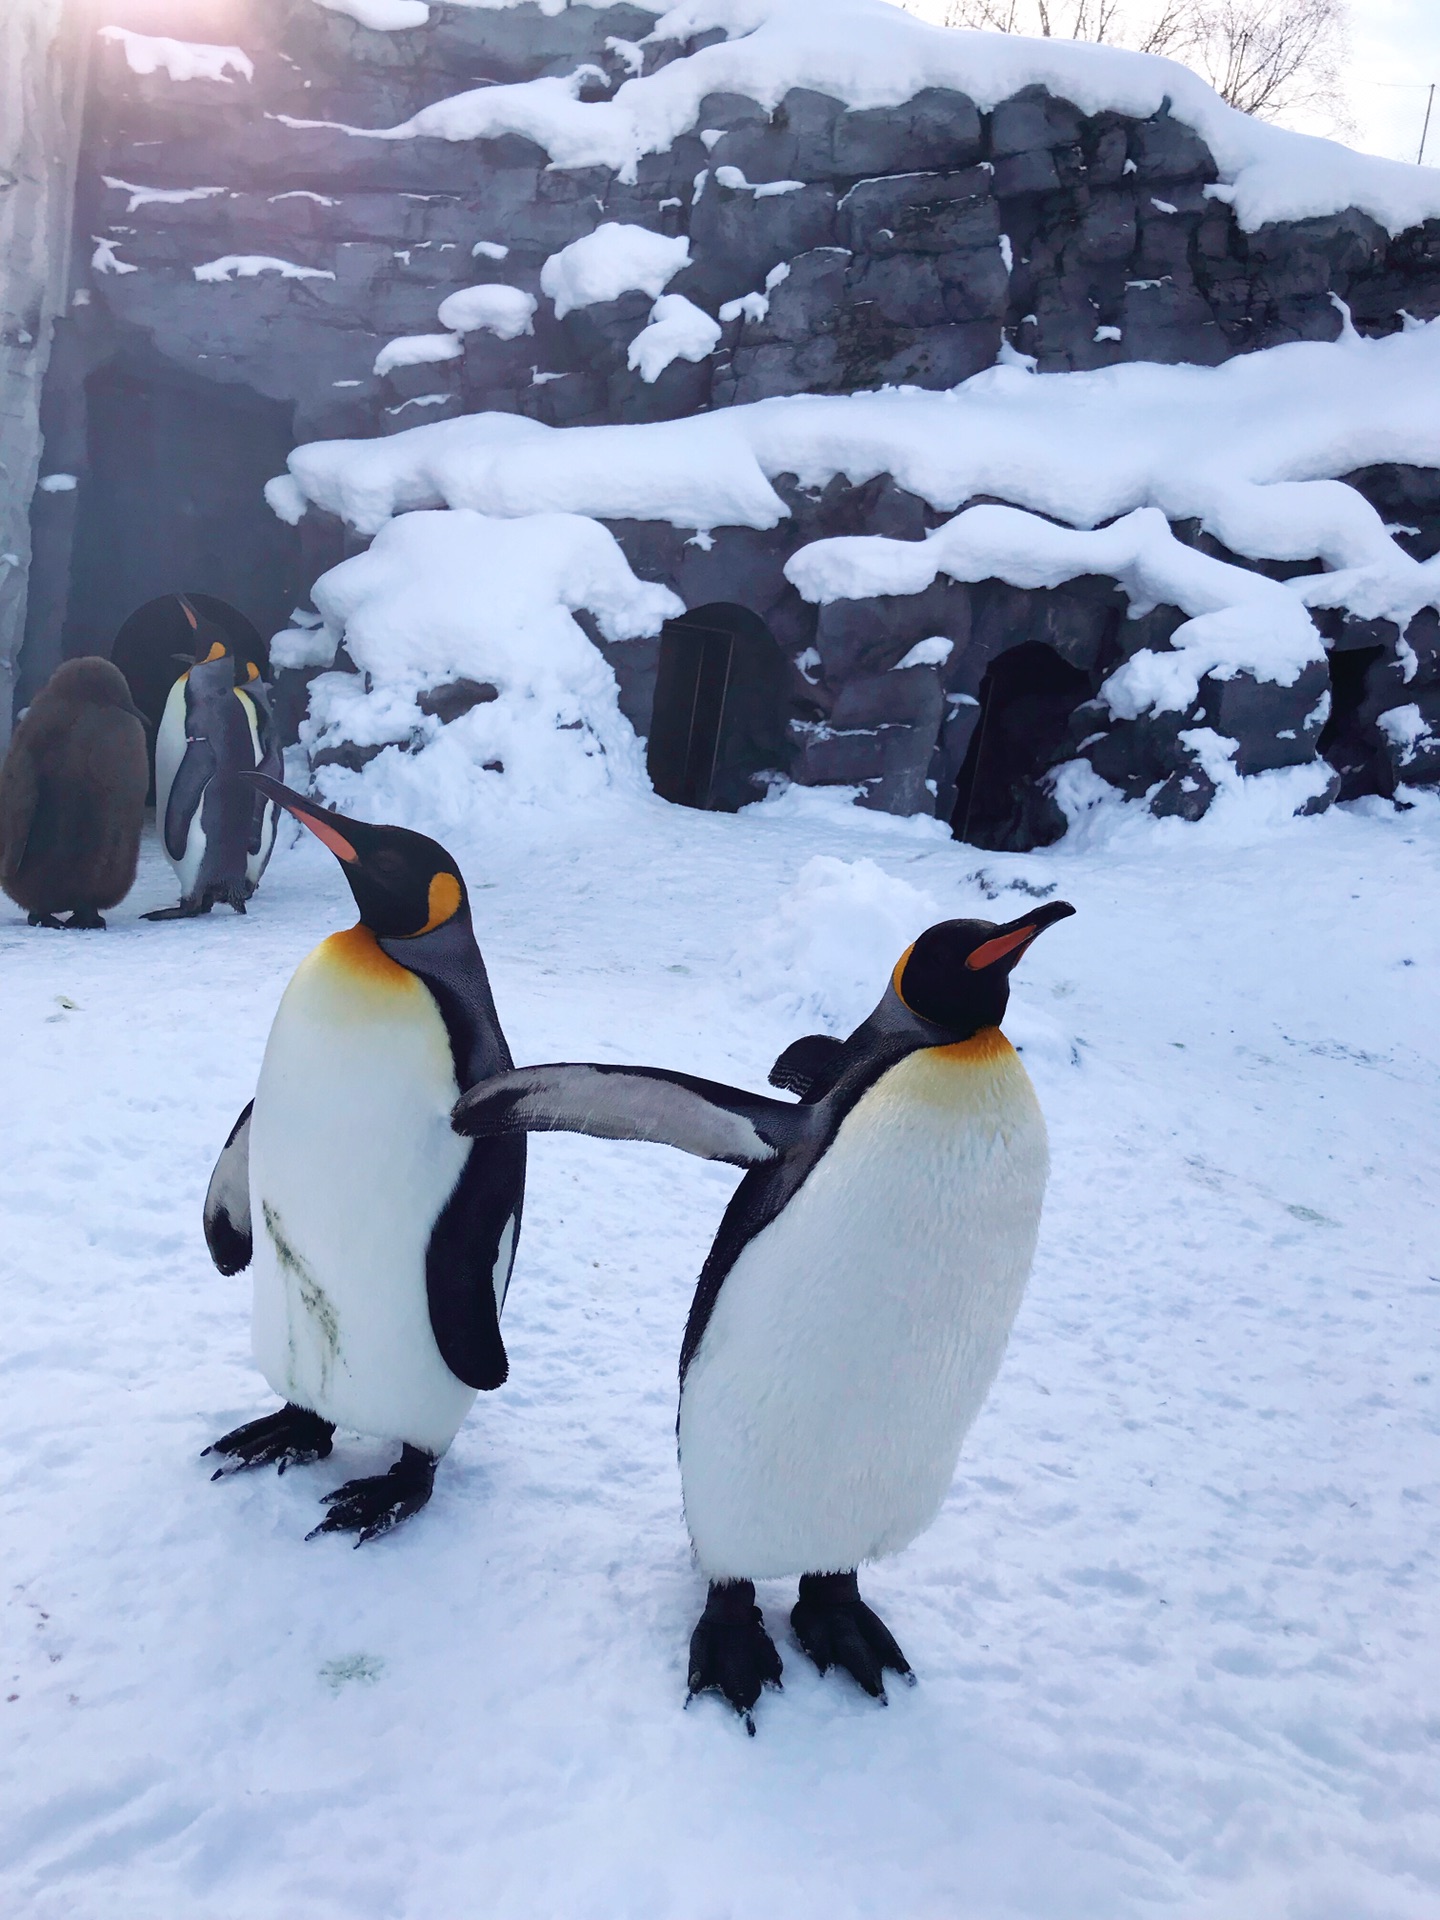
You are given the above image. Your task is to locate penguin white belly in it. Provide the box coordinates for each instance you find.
[154,678,191,882]
[678,1034,1048,1581]
[233,688,276,888]
[248,927,475,1455]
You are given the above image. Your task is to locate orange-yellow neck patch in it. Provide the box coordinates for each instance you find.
[418,871,461,935]
[318,924,415,991]
[931,1026,1015,1067]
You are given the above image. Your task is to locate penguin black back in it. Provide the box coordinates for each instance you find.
[0,658,148,929]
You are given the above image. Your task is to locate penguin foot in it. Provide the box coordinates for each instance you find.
[63,906,106,930]
[26,910,67,929]
[204,1403,335,1477]
[686,1580,783,1734]
[307,1444,436,1547]
[143,897,213,921]
[791,1571,913,1701]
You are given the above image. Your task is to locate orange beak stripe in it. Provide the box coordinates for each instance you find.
[295,812,359,864]
[966,924,1038,971]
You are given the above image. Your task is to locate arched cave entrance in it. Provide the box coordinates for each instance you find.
[951,641,1093,851]
[111,593,267,738]
[64,358,301,670]
[645,603,790,812]
[1317,644,1395,801]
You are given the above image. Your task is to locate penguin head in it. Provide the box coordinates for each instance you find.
[245,775,468,940]
[893,901,1076,1040]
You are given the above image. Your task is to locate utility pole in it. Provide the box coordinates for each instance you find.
[1421,82,1436,166]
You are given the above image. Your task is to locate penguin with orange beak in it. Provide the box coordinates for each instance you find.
[146,597,281,921]
[202,776,524,1541]
[454,901,1073,1725]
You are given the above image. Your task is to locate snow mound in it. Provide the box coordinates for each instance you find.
[733,854,938,1031]
[98,26,253,84]
[373,333,464,376]
[311,0,431,27]
[194,255,335,282]
[301,509,683,833]
[276,321,1440,711]
[275,0,1440,234]
[540,223,692,319]
[627,294,723,382]
[435,284,537,338]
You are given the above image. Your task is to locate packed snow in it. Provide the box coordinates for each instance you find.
[273,320,1440,722]
[194,256,336,284]
[101,179,228,213]
[302,507,679,816]
[626,293,723,382]
[310,0,431,28]
[3,769,1439,1920]
[371,333,464,377]
[539,223,692,320]
[273,0,1440,234]
[98,26,254,86]
[434,284,536,339]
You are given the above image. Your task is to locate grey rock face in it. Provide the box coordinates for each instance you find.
[18,0,1440,840]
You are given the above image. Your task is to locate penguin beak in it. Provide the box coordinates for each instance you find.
[966,900,1076,972]
[241,773,360,865]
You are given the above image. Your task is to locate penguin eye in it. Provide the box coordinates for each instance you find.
[372,850,406,881]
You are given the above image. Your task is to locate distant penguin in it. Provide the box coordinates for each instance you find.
[147,598,280,921]
[454,900,1075,1728]
[0,657,148,929]
[202,775,525,1542]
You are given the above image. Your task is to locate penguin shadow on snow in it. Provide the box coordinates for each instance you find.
[199,775,526,1545]
[454,898,1076,1732]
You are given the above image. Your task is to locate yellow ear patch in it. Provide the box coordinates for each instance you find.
[246,661,261,682]
[205,640,227,662]
[419,871,462,934]
[891,941,916,1005]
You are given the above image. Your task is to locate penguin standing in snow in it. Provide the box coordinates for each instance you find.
[454,901,1074,1727]
[147,599,281,921]
[0,657,149,928]
[203,775,525,1541]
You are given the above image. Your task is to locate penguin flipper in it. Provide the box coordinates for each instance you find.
[424,1135,525,1392]
[768,1033,847,1100]
[452,1064,806,1168]
[204,1101,253,1275]
[164,736,216,861]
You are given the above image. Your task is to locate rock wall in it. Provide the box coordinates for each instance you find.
[21,0,1440,835]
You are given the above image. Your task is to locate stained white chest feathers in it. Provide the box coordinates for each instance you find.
[247,926,476,1456]
[679,1031,1050,1582]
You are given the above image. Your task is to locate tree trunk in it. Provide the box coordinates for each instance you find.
[0,0,87,749]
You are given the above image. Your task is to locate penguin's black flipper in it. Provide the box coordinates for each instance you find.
[307,1445,436,1546]
[163,736,217,861]
[791,1571,913,1701]
[423,1136,524,1392]
[453,1064,811,1169]
[768,1033,847,1100]
[687,1581,783,1734]
[204,1101,253,1275]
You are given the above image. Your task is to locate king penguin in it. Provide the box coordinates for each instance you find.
[147,598,281,921]
[454,900,1074,1727]
[202,775,525,1541]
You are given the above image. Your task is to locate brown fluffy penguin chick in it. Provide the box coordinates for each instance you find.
[0,658,149,929]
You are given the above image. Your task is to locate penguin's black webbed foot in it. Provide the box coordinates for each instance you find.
[26,910,67,929]
[204,1403,335,1478]
[307,1444,436,1546]
[63,906,106,930]
[687,1580,783,1734]
[791,1571,913,1701]
[143,897,212,921]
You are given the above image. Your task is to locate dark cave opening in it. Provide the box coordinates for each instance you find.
[64,359,302,670]
[1317,645,1395,801]
[951,642,1093,852]
[646,603,791,812]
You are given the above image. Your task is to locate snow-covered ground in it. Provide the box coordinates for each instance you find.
[3,782,1439,1919]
